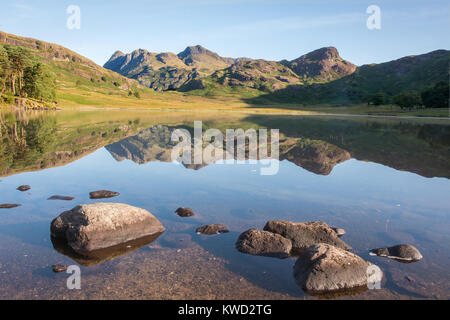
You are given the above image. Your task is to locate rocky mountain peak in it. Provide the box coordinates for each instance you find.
[288,47,356,82]
[302,47,340,61]
[110,50,125,59]
[178,45,209,58]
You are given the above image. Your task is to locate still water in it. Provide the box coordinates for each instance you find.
[0,109,449,299]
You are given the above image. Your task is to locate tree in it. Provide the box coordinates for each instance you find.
[392,91,422,109]
[421,81,449,108]
[4,45,34,96]
[0,45,10,93]
[363,92,385,106]
[23,63,56,101]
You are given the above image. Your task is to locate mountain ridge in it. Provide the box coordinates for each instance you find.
[251,49,450,105]
[104,45,358,93]
[104,45,236,91]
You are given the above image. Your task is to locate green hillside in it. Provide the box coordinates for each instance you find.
[0,30,147,107]
[249,49,450,106]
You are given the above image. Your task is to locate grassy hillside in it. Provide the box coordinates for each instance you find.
[0,30,152,106]
[248,49,450,106]
[0,31,256,110]
[180,59,303,96]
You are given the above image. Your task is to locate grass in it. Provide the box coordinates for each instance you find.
[1,41,448,118]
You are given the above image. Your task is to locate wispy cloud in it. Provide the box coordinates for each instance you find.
[14,3,34,11]
[228,12,365,33]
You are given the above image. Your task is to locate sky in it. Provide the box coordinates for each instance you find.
[0,0,448,66]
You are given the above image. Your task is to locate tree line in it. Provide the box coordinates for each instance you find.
[362,81,449,109]
[0,44,56,103]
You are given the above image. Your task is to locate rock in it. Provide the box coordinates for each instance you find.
[293,244,381,295]
[263,220,351,252]
[48,195,75,201]
[196,224,229,235]
[332,227,346,237]
[235,228,292,259]
[50,203,165,253]
[17,185,30,191]
[51,233,162,267]
[175,207,195,217]
[370,244,423,262]
[0,204,21,209]
[52,264,68,273]
[89,190,120,199]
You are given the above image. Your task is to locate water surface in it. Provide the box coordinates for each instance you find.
[0,109,449,299]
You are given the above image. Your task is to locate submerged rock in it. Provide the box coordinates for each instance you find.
[0,204,21,209]
[89,190,120,199]
[50,203,165,253]
[332,227,346,237]
[235,228,292,259]
[196,224,229,235]
[370,244,423,262]
[51,233,162,266]
[48,195,75,201]
[175,207,195,217]
[52,264,68,273]
[294,244,381,295]
[263,220,351,252]
[17,185,30,191]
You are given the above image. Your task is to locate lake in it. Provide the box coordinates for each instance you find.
[0,108,449,299]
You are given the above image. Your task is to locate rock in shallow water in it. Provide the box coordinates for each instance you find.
[235,228,292,259]
[196,224,229,235]
[370,244,423,262]
[50,203,165,253]
[175,207,195,217]
[89,190,120,199]
[48,195,75,201]
[294,244,382,295]
[0,204,21,209]
[52,264,68,273]
[17,185,30,191]
[263,220,351,252]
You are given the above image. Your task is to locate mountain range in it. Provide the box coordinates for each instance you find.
[104,46,359,94]
[1,29,448,108]
[104,44,449,105]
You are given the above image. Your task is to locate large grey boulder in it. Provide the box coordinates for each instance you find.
[294,244,382,295]
[370,244,423,262]
[235,228,292,259]
[50,203,165,254]
[263,220,351,251]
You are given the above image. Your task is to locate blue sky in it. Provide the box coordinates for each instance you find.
[0,0,448,66]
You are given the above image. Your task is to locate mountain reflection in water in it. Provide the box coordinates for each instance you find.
[105,124,351,175]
